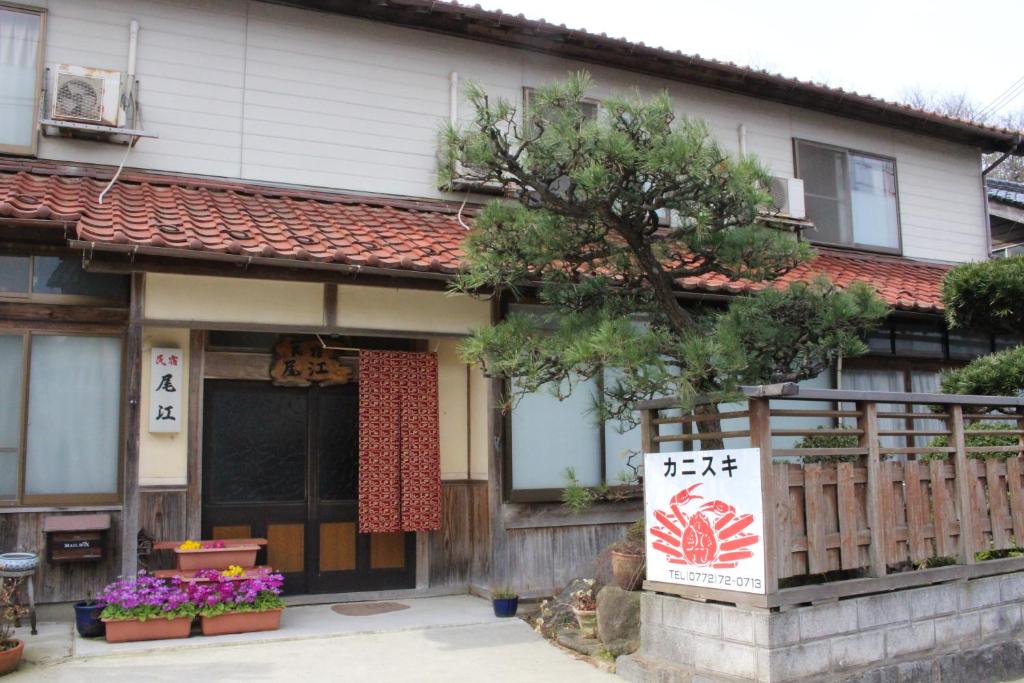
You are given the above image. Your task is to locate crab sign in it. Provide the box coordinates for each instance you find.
[649,483,759,569]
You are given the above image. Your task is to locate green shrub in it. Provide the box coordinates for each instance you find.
[925,421,1019,461]
[942,256,1024,333]
[939,345,1024,398]
[792,425,859,463]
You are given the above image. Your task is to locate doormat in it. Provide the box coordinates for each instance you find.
[330,601,410,617]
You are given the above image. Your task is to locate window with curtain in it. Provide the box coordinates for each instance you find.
[796,140,900,252]
[0,5,44,155]
[0,332,122,504]
[840,364,945,455]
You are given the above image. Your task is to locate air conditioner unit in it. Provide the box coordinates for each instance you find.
[49,65,124,127]
[770,176,806,220]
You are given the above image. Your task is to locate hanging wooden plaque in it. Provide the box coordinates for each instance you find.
[269,337,354,387]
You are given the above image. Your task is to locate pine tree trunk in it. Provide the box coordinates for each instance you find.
[694,403,725,450]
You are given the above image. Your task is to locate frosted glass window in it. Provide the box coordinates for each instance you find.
[0,335,23,498]
[797,140,900,251]
[25,335,121,496]
[511,377,602,489]
[0,7,42,151]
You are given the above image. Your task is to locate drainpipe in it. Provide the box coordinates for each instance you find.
[737,124,747,158]
[981,135,1023,259]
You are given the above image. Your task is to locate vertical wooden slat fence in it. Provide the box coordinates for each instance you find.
[639,384,1024,608]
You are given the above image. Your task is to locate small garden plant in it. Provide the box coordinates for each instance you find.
[0,579,27,651]
[97,572,196,622]
[187,569,284,617]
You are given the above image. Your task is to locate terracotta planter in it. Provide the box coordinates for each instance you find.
[0,640,23,676]
[174,545,259,572]
[572,607,597,638]
[610,549,646,591]
[103,616,193,643]
[200,608,282,636]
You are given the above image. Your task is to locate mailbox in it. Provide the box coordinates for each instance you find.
[43,514,110,563]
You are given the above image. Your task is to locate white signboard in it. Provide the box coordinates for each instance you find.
[149,347,183,433]
[644,448,766,594]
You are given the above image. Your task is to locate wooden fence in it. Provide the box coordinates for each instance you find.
[638,384,1024,608]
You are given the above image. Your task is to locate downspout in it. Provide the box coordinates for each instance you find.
[981,135,1024,259]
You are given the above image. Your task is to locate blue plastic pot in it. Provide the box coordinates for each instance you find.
[492,597,518,618]
[73,601,105,638]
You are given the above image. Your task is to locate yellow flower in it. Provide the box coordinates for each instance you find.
[221,565,245,577]
[178,540,201,550]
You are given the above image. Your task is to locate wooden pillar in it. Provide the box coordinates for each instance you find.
[120,273,145,578]
[747,397,778,596]
[639,406,657,455]
[951,404,979,564]
[859,401,887,577]
[185,330,205,540]
[486,298,508,592]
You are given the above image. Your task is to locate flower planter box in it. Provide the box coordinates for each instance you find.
[174,545,259,572]
[200,608,282,636]
[102,616,193,643]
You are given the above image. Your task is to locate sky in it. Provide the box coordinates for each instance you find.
[470,0,1024,119]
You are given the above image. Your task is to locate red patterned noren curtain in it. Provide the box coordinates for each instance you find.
[358,350,441,533]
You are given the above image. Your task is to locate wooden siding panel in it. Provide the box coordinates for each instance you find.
[20,0,987,262]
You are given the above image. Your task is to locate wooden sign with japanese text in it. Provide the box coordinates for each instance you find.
[644,448,766,594]
[149,347,183,433]
[269,338,353,387]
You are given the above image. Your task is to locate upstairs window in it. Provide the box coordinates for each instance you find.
[523,87,599,132]
[0,5,44,155]
[0,253,128,305]
[795,140,901,253]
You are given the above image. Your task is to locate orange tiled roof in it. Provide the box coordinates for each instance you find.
[0,166,949,312]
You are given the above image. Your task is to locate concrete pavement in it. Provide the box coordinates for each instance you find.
[7,596,614,682]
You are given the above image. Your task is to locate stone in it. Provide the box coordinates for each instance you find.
[661,597,722,635]
[832,631,885,671]
[799,600,858,640]
[554,625,604,657]
[856,592,911,629]
[885,622,935,658]
[534,577,597,639]
[907,584,958,620]
[766,640,831,681]
[959,577,1001,611]
[980,603,1022,639]
[934,612,981,646]
[597,585,640,656]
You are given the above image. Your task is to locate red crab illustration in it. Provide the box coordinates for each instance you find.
[649,483,759,569]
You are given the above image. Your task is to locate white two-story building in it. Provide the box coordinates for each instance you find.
[0,0,1021,603]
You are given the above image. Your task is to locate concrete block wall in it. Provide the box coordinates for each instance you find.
[619,573,1024,682]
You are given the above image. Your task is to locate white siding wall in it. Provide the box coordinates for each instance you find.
[20,0,989,263]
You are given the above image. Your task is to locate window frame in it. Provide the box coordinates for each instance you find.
[793,138,903,256]
[499,297,639,503]
[0,328,126,507]
[0,3,46,157]
[0,252,130,306]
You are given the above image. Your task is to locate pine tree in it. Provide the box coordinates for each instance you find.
[440,73,888,441]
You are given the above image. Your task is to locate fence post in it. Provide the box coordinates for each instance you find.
[951,404,979,565]
[640,406,657,455]
[859,401,887,577]
[748,397,779,596]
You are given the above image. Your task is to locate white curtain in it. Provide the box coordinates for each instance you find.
[841,368,906,451]
[850,155,900,249]
[0,9,41,148]
[910,371,946,448]
[24,336,122,496]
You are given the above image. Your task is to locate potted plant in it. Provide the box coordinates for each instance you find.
[0,578,28,675]
[174,540,259,572]
[98,572,196,643]
[570,586,597,638]
[190,568,285,636]
[491,587,519,618]
[73,591,106,638]
[609,520,646,591]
